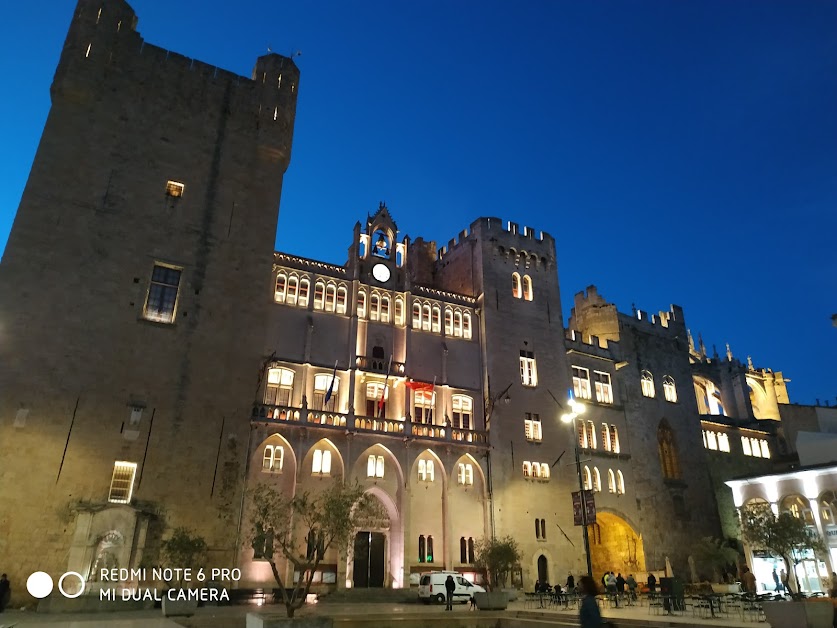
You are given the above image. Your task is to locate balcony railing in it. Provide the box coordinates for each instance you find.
[251,404,487,446]
[355,356,406,376]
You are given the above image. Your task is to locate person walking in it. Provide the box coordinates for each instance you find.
[606,572,618,607]
[444,575,455,611]
[626,573,638,601]
[742,566,757,594]
[0,573,10,613]
[579,575,602,628]
[566,572,575,592]
[647,572,657,593]
[772,568,781,592]
[780,568,788,593]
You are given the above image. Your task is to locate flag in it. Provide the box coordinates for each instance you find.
[378,356,393,418]
[405,380,434,392]
[324,360,338,406]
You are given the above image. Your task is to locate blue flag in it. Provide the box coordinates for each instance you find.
[324,361,338,406]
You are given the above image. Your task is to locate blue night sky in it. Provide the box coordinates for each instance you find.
[1,1,835,404]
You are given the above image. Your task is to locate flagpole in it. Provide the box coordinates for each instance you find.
[379,356,393,418]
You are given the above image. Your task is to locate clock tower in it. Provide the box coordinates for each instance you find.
[350,202,408,290]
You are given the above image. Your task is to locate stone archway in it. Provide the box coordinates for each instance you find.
[588,511,646,578]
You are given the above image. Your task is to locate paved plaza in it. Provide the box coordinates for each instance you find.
[0,598,776,628]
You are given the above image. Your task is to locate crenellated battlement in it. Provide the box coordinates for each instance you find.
[564,328,621,359]
[437,216,556,266]
[629,305,685,332]
[53,0,298,154]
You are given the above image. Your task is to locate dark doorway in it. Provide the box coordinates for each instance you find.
[537,554,548,583]
[353,531,386,587]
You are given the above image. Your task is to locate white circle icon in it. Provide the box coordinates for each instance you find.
[27,571,54,598]
[58,571,85,598]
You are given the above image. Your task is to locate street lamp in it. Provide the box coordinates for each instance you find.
[562,395,593,578]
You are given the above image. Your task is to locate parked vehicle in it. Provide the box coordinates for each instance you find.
[418,571,485,604]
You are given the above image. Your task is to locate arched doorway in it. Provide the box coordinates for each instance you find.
[588,512,646,578]
[537,555,548,583]
[348,488,398,588]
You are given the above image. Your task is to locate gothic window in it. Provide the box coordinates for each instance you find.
[512,272,522,298]
[461,536,468,561]
[617,470,625,494]
[275,273,287,303]
[412,302,421,328]
[467,537,475,563]
[535,519,541,539]
[463,312,472,339]
[454,311,463,337]
[602,424,620,453]
[381,296,390,322]
[583,466,592,490]
[262,445,284,472]
[265,368,294,406]
[336,286,347,314]
[108,461,137,504]
[313,373,339,411]
[287,275,299,305]
[657,420,681,479]
[641,371,655,398]
[431,305,441,333]
[314,281,325,310]
[418,535,426,563]
[523,461,532,477]
[414,390,434,424]
[592,467,602,492]
[593,371,613,404]
[143,264,182,324]
[418,459,435,482]
[540,463,549,478]
[367,454,384,478]
[572,366,591,400]
[325,283,336,312]
[458,462,474,485]
[520,351,538,387]
[394,296,404,325]
[357,290,367,318]
[608,469,616,493]
[370,294,380,321]
[452,395,472,430]
[372,231,389,258]
[662,375,677,402]
[523,275,533,301]
[445,308,453,335]
[312,449,332,475]
[587,421,597,449]
[298,278,310,307]
[539,518,546,539]
[426,535,434,563]
[422,304,431,331]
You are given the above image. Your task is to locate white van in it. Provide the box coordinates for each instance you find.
[418,571,485,604]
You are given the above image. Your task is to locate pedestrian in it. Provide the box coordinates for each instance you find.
[647,572,657,593]
[741,566,757,594]
[829,571,836,598]
[445,575,455,611]
[606,572,618,607]
[0,573,9,613]
[566,572,575,592]
[626,573,637,601]
[616,572,625,595]
[578,575,602,628]
[772,567,780,592]
[780,568,788,593]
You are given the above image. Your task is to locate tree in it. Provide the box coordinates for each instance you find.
[248,480,385,618]
[160,527,207,588]
[690,536,740,583]
[474,535,521,589]
[739,502,826,594]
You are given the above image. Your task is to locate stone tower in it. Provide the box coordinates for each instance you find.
[0,0,298,590]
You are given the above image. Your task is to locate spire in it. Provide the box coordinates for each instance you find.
[687,329,695,351]
[698,333,706,358]
[726,343,733,362]
[747,356,754,371]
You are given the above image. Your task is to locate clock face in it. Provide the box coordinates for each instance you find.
[372,263,391,283]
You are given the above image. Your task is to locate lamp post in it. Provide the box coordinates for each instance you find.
[562,395,593,578]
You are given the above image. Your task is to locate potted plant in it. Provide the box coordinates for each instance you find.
[245,480,385,627]
[160,527,207,617]
[472,535,521,610]
[740,503,831,628]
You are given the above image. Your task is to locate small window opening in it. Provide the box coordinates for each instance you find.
[166,181,185,198]
[85,43,92,58]
[273,107,278,121]
[96,7,102,24]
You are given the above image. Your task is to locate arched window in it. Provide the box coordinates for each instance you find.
[583,466,592,490]
[265,367,294,406]
[592,467,601,492]
[657,420,681,479]
[454,311,463,337]
[367,454,384,478]
[431,305,441,333]
[445,308,453,335]
[422,304,431,331]
[418,535,426,563]
[314,281,325,310]
[458,463,473,485]
[641,371,655,398]
[370,294,380,321]
[418,459,434,482]
[512,272,522,298]
[412,302,421,328]
[523,275,533,301]
[452,395,473,430]
[312,449,331,475]
[617,470,625,494]
[275,273,287,303]
[336,286,347,314]
[381,296,390,323]
[461,536,468,562]
[523,461,532,477]
[287,275,299,305]
[467,537,475,563]
[313,373,339,411]
[540,518,546,540]
[608,469,616,493]
[394,296,404,325]
[426,535,434,563]
[540,463,549,478]
[463,312,472,339]
[663,375,677,402]
[262,445,284,472]
[357,290,367,318]
[587,421,597,449]
[325,283,336,312]
[298,278,310,307]
[532,462,540,478]
[535,519,541,539]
